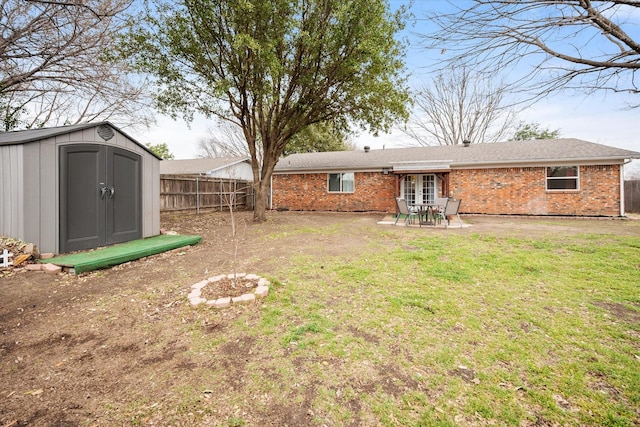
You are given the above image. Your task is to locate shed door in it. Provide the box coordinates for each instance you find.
[60,144,141,253]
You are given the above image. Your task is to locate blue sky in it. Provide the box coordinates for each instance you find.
[132,0,639,173]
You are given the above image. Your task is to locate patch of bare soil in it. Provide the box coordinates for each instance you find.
[0,211,638,426]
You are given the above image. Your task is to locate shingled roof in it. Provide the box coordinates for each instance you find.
[0,122,103,145]
[274,139,640,173]
[0,121,161,159]
[160,157,250,175]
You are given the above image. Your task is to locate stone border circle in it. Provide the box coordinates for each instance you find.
[187,273,270,308]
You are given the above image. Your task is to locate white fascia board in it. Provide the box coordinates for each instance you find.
[206,157,251,173]
[390,161,452,172]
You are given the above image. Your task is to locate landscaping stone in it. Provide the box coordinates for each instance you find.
[232,293,255,304]
[210,297,231,308]
[42,263,62,274]
[255,286,269,298]
[189,297,206,306]
[25,264,42,271]
[191,280,209,290]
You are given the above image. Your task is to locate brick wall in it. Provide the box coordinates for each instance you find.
[450,165,621,216]
[272,172,396,212]
[272,164,622,216]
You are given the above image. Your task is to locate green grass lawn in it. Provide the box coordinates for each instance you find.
[185,224,640,426]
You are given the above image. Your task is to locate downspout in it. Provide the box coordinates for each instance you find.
[620,160,631,216]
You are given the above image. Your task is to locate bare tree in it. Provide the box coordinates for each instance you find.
[197,119,255,159]
[419,0,640,107]
[219,168,249,288]
[0,0,153,130]
[198,119,354,158]
[402,65,517,146]
[625,159,640,179]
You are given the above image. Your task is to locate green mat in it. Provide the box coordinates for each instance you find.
[43,234,202,274]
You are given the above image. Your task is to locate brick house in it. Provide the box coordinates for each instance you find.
[271,139,640,217]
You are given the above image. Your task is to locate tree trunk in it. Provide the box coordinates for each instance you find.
[252,145,279,223]
[253,179,270,222]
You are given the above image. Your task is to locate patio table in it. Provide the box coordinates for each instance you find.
[413,203,440,226]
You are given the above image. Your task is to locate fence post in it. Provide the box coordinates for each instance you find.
[233,179,237,210]
[219,178,223,211]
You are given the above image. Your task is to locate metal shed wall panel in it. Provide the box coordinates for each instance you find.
[23,143,41,247]
[0,144,24,240]
[39,137,58,253]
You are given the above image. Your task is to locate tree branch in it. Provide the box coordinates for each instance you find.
[418,0,640,106]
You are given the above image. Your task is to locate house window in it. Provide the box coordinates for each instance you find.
[328,172,354,193]
[546,166,579,190]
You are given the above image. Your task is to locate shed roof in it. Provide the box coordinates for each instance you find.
[160,157,251,175]
[274,138,640,172]
[0,121,161,159]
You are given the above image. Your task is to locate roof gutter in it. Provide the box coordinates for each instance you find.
[273,156,640,174]
[273,166,386,174]
[452,156,634,169]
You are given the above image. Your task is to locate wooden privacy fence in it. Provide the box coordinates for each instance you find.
[624,180,640,213]
[161,175,254,213]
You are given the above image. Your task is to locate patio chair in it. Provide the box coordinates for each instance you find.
[394,197,420,226]
[439,198,463,228]
[433,197,449,224]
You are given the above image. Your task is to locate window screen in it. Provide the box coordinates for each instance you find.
[328,172,354,193]
[547,166,579,190]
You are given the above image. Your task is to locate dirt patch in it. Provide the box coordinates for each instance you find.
[593,301,640,323]
[450,365,479,384]
[1,211,638,426]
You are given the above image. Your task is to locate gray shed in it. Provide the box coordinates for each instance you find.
[0,122,161,254]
